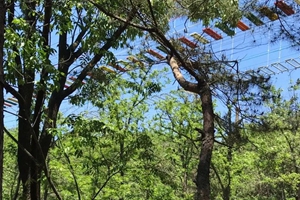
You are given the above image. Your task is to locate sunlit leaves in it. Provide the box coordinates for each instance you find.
[173,0,241,27]
[152,90,202,198]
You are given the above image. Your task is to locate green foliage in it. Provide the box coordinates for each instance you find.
[152,90,203,199]
[2,0,173,198]
[2,130,18,200]
[46,66,180,199]
[209,84,300,199]
[3,0,300,199]
[39,71,206,199]
[3,75,300,199]
[174,0,242,27]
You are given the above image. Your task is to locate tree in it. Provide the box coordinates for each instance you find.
[207,84,300,199]
[249,85,300,199]
[47,66,172,199]
[153,90,203,199]
[0,0,5,198]
[2,1,170,199]
[91,1,272,199]
[3,0,291,199]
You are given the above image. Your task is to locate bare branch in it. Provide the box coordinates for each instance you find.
[167,56,199,93]
[69,29,88,53]
[63,150,81,200]
[213,139,232,148]
[146,0,158,27]
[91,170,120,200]
[88,0,156,32]
[3,127,39,165]
[42,0,52,46]
[56,138,81,200]
[211,163,225,191]
[0,81,24,104]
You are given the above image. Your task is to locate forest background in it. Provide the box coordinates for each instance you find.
[1,0,300,200]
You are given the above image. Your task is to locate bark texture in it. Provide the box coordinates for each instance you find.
[168,56,215,200]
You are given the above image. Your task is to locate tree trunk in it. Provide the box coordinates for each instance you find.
[296,185,300,200]
[30,155,41,200]
[18,0,37,198]
[167,56,215,199]
[18,85,34,200]
[194,87,214,200]
[222,171,230,200]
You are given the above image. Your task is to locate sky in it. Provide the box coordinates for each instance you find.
[4,2,300,128]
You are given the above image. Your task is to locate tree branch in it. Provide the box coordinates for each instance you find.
[167,56,199,93]
[152,30,204,82]
[0,0,5,196]
[69,29,88,53]
[91,170,120,200]
[3,127,39,165]
[146,0,158,27]
[211,162,225,191]
[0,80,24,105]
[88,0,156,32]
[12,174,20,200]
[42,0,52,45]
[61,8,137,98]
[13,113,53,200]
[32,0,52,135]
[62,149,81,200]
[90,0,204,84]
[9,110,63,200]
